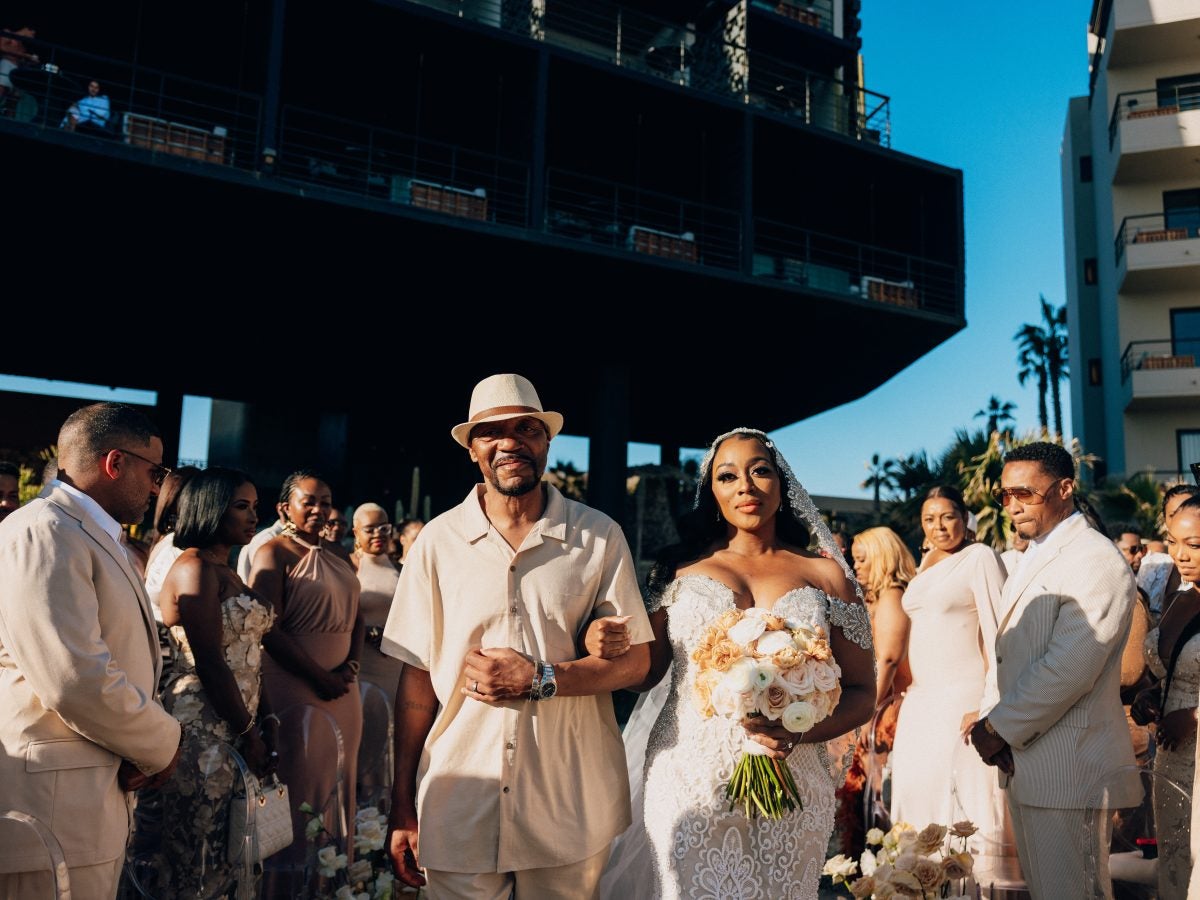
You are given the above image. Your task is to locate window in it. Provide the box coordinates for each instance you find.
[1157,73,1200,112]
[1084,258,1097,285]
[1179,430,1200,477]
[1172,307,1200,360]
[1079,155,1093,183]
[1088,358,1102,386]
[1164,188,1200,239]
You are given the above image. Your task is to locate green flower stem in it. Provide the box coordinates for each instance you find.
[724,753,805,820]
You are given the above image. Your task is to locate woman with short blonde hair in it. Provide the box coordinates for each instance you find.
[852,526,917,603]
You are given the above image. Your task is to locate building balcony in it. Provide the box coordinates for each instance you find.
[1114,213,1200,291]
[1109,2,1200,66]
[1121,339,1200,409]
[386,0,889,145]
[1108,84,1200,182]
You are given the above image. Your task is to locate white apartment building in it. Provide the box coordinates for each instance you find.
[1062,0,1200,482]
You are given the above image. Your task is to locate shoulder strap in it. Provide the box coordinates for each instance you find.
[1164,595,1200,702]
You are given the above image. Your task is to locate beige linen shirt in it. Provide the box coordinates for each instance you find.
[381,483,654,873]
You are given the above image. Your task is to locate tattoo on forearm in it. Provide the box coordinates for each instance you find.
[398,701,437,714]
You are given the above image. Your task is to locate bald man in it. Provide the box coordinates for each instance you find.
[0,402,181,899]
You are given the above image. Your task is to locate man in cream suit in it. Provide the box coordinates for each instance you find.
[0,403,182,899]
[971,442,1139,899]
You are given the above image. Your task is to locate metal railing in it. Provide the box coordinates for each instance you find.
[1114,212,1200,264]
[749,0,835,34]
[277,106,531,227]
[753,217,961,316]
[544,168,742,270]
[396,0,890,145]
[1108,82,1200,147]
[0,31,261,172]
[1120,339,1200,382]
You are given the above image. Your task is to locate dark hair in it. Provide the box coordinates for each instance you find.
[922,485,968,522]
[278,469,327,506]
[1074,494,1109,538]
[397,517,424,535]
[175,467,254,550]
[1164,484,1200,514]
[1175,496,1200,517]
[646,431,811,601]
[0,461,18,479]
[153,466,201,534]
[58,402,160,462]
[1003,441,1075,481]
[1113,523,1142,540]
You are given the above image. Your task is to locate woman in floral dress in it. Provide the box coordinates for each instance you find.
[144,467,276,898]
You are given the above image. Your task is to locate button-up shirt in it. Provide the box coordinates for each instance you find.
[50,479,124,550]
[381,483,654,873]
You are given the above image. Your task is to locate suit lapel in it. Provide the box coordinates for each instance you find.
[996,514,1089,636]
[47,489,162,683]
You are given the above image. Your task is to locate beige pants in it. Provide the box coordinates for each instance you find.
[0,855,123,900]
[425,845,610,900]
[1008,797,1112,900]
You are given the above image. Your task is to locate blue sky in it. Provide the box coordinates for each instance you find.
[560,2,1092,494]
[2,2,1091,495]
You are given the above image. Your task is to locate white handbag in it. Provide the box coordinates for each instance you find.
[228,773,294,863]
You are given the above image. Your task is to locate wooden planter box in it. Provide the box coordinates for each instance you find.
[122,113,226,164]
[1132,227,1188,243]
[1141,354,1196,370]
[774,2,821,26]
[862,276,920,309]
[628,225,698,263]
[393,178,488,221]
[1128,105,1180,119]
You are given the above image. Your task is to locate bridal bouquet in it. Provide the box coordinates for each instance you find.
[823,821,978,899]
[691,606,842,819]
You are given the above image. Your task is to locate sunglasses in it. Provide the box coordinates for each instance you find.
[991,480,1064,507]
[109,448,172,487]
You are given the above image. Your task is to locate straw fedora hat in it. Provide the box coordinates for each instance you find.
[450,373,564,448]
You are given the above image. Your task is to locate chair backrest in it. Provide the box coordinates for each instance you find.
[357,679,395,811]
[0,810,70,900]
[1083,763,1186,895]
[861,693,900,833]
[947,739,1026,896]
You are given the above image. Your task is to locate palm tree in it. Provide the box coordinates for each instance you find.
[1014,296,1069,437]
[862,453,898,513]
[974,396,1017,436]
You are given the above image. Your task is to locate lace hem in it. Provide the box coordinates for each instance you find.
[827,597,873,650]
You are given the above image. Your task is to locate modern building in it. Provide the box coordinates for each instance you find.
[1063,0,1200,483]
[2,0,964,521]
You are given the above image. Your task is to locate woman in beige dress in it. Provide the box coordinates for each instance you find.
[252,470,364,873]
[888,486,1007,854]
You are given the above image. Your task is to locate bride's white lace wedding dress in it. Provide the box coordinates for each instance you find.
[636,573,873,900]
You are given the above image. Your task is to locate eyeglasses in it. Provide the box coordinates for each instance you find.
[991,481,1063,507]
[359,524,393,536]
[108,448,172,487]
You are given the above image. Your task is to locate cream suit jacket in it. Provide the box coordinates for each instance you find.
[0,485,181,872]
[987,513,1141,809]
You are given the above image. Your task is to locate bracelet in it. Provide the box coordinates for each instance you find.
[341,659,361,676]
[236,715,257,737]
[263,713,281,726]
[530,659,544,701]
[983,718,998,737]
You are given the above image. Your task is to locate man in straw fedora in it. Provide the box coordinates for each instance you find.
[383,373,653,898]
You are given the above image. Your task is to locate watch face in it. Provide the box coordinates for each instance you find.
[540,681,557,699]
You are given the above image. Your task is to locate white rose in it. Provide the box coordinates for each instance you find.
[317,846,347,877]
[811,660,839,692]
[356,806,381,823]
[860,847,878,876]
[728,616,766,646]
[780,662,815,695]
[750,661,777,691]
[821,854,858,884]
[354,817,386,852]
[865,827,885,846]
[710,679,750,719]
[724,658,757,694]
[335,886,357,900]
[782,700,817,733]
[755,630,794,656]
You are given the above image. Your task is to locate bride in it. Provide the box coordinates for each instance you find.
[590,428,876,899]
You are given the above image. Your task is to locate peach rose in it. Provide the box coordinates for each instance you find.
[806,638,833,662]
[708,639,744,672]
[772,646,802,669]
[912,857,945,892]
[941,851,974,880]
[949,820,977,839]
[913,823,948,855]
[692,670,720,717]
[757,684,792,720]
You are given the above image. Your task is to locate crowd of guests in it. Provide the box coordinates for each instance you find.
[2,382,1200,899]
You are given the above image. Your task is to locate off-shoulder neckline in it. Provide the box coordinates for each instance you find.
[671,571,844,612]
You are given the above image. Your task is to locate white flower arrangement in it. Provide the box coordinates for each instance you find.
[823,821,979,899]
[301,802,398,900]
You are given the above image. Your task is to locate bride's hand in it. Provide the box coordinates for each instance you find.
[583,616,632,659]
[741,716,798,760]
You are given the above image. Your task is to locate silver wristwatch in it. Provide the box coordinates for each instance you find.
[530,660,557,701]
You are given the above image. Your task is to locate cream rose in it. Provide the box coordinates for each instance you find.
[780,661,815,694]
[756,684,792,720]
[810,660,839,692]
[782,700,817,733]
[913,823,948,855]
[912,857,946,892]
[724,658,757,694]
[865,827,885,846]
[755,630,794,656]
[347,858,373,885]
[317,846,348,878]
[821,854,858,883]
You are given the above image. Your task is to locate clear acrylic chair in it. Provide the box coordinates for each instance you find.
[357,679,395,813]
[123,739,259,900]
[0,809,70,899]
[948,739,1028,900]
[861,692,901,833]
[262,703,346,899]
[1084,763,1189,899]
